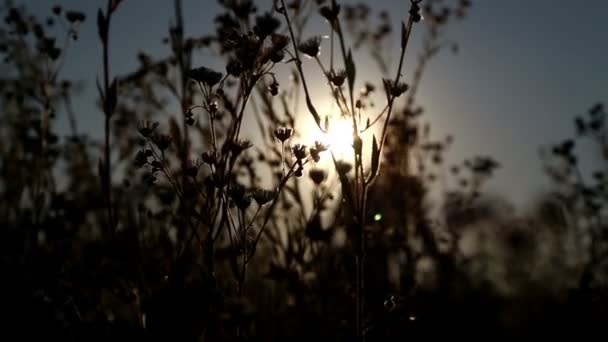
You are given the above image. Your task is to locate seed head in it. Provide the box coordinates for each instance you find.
[383,78,409,98]
[335,160,353,175]
[229,183,251,210]
[299,36,322,58]
[229,139,254,156]
[226,59,243,77]
[186,66,223,87]
[292,144,307,161]
[269,82,279,96]
[65,11,85,23]
[409,1,422,22]
[331,69,347,87]
[252,188,276,205]
[134,150,148,168]
[309,168,326,185]
[201,151,217,165]
[138,121,159,138]
[253,12,280,40]
[310,141,328,162]
[273,127,293,143]
[319,3,341,23]
[153,134,172,151]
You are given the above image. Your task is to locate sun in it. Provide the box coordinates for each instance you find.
[311,116,355,161]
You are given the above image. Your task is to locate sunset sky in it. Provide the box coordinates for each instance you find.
[27,0,608,208]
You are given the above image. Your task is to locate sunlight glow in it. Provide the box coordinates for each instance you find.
[312,116,354,161]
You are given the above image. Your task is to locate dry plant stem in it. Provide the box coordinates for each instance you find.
[334,19,356,119]
[174,0,190,160]
[278,0,321,127]
[364,104,389,131]
[314,56,351,117]
[100,0,114,233]
[330,25,335,71]
[234,160,306,298]
[251,160,303,257]
[173,1,201,249]
[146,140,206,262]
[63,94,78,136]
[333,21,364,201]
[234,92,251,140]
[331,6,365,340]
[376,16,415,167]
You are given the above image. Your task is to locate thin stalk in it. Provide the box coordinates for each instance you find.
[334,19,356,120]
[174,0,189,154]
[279,0,321,128]
[377,16,414,158]
[101,0,114,233]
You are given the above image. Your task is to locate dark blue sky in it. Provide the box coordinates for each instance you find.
[27,0,608,208]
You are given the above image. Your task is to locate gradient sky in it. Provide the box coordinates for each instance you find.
[25,0,608,209]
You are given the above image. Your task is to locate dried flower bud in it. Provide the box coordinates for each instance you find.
[186,66,223,86]
[309,141,328,162]
[258,47,273,65]
[202,151,217,165]
[65,11,86,23]
[319,3,340,22]
[309,168,326,185]
[229,139,254,156]
[134,150,148,168]
[270,49,285,63]
[33,24,44,39]
[590,103,604,116]
[151,160,162,170]
[209,101,218,114]
[253,12,280,40]
[185,165,198,178]
[383,78,409,98]
[353,136,362,156]
[229,183,252,210]
[363,82,376,95]
[270,34,290,50]
[299,36,322,58]
[409,2,422,23]
[143,172,157,186]
[153,134,172,151]
[138,121,159,138]
[292,144,307,161]
[295,165,304,177]
[253,188,276,205]
[331,69,346,87]
[335,160,353,175]
[273,127,293,142]
[269,82,279,96]
[226,59,242,77]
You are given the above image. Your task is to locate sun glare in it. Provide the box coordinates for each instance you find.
[311,116,354,161]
